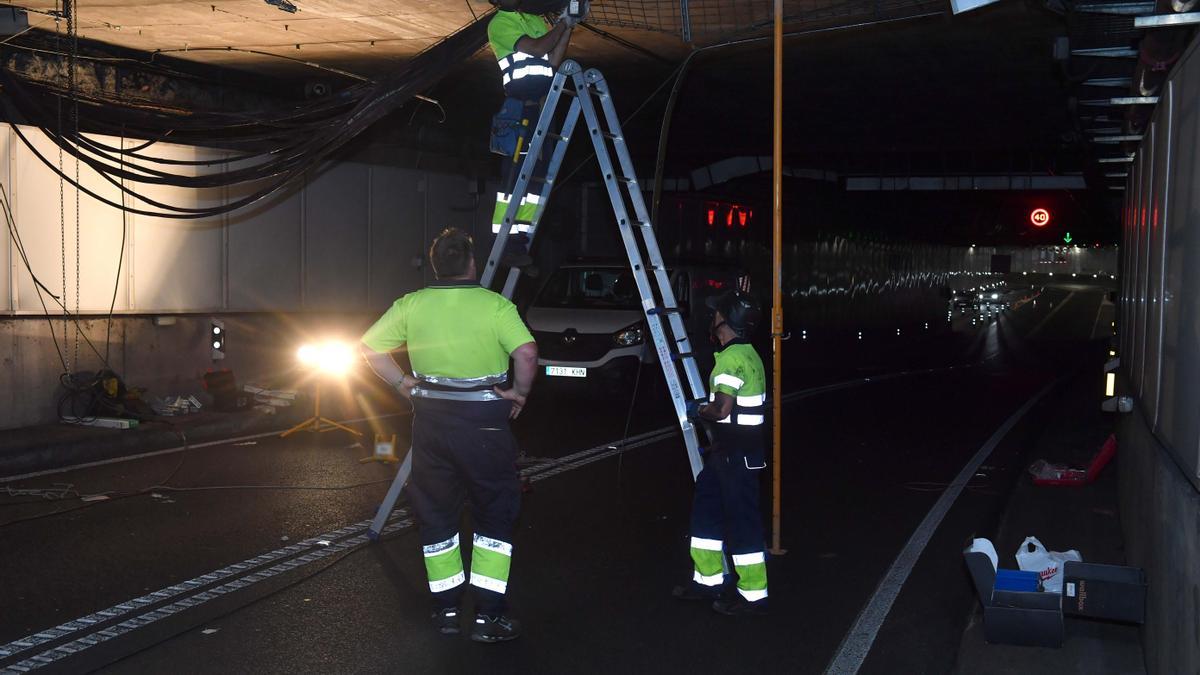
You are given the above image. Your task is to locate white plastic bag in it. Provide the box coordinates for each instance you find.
[1014,536,1082,593]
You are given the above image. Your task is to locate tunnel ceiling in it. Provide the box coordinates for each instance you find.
[0,0,1170,223]
[0,1,1075,152]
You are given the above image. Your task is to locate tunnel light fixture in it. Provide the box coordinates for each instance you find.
[1105,372,1116,397]
[858,331,863,340]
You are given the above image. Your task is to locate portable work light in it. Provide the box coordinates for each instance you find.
[283,339,362,438]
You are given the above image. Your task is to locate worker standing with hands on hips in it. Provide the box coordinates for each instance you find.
[676,289,770,615]
[360,228,538,642]
[486,0,586,270]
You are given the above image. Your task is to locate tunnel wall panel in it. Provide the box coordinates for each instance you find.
[1118,31,1200,675]
[0,127,489,316]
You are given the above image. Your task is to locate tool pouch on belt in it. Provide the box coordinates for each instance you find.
[489,97,525,157]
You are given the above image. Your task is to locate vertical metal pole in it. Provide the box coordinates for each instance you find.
[314,382,322,431]
[769,0,786,556]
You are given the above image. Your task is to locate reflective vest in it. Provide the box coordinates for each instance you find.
[488,10,554,94]
[496,51,555,90]
[360,279,535,401]
[708,340,767,429]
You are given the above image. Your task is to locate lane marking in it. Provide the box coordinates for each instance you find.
[823,379,1058,675]
[1,364,980,670]
[0,413,406,484]
[1027,291,1076,339]
[1089,294,1111,341]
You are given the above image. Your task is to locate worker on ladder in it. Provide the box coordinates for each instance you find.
[676,289,770,615]
[360,228,539,642]
[486,0,586,271]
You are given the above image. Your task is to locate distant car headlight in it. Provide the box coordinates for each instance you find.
[613,323,645,347]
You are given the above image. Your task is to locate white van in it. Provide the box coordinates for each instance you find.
[524,260,746,388]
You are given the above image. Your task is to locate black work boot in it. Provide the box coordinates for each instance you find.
[432,606,461,635]
[712,594,768,616]
[470,613,522,643]
[672,582,721,602]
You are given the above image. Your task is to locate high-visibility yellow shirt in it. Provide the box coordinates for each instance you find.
[488,10,548,60]
[361,280,534,379]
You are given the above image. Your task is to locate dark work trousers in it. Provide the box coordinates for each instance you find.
[406,397,521,615]
[497,72,554,260]
[690,434,768,561]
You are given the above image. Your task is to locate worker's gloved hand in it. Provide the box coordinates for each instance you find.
[558,8,578,26]
[685,399,703,421]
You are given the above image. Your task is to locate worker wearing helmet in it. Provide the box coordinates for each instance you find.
[486,0,585,270]
[676,289,769,615]
[360,228,538,642]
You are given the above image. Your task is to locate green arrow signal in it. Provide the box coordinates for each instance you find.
[1063,232,1073,243]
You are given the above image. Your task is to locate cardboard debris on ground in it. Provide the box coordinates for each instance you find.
[243,384,297,410]
[151,395,202,417]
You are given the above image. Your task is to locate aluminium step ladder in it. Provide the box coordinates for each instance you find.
[369,60,707,541]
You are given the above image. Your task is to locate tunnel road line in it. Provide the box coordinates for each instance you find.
[1027,291,1076,339]
[0,412,410,484]
[0,362,988,671]
[823,378,1059,675]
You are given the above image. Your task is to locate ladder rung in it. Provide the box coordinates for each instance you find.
[547,132,565,141]
[672,352,695,361]
[616,176,637,185]
[603,132,622,141]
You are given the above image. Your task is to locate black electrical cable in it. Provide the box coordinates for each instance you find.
[0,183,68,372]
[0,184,117,372]
[104,126,127,366]
[614,341,649,510]
[0,11,495,219]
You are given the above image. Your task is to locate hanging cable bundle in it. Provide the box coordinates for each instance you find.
[0,10,493,219]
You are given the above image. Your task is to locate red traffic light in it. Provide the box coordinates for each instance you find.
[1030,208,1051,227]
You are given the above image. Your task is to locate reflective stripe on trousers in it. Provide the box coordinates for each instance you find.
[423,534,466,593]
[690,536,724,587]
[493,191,538,234]
[469,533,513,595]
[732,551,768,601]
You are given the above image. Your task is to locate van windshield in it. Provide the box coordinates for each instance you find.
[534,268,641,310]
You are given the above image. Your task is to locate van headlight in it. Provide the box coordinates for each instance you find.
[613,323,645,347]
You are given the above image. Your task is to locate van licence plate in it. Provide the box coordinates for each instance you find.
[546,366,587,378]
